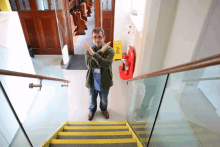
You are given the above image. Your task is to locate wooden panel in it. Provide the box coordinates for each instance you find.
[23,19,41,48]
[102,13,113,47]
[33,48,62,54]
[95,0,101,27]
[38,11,65,18]
[19,19,30,45]
[15,0,73,55]
[17,11,33,18]
[103,18,112,43]
[66,0,74,54]
[41,19,59,49]
[102,0,115,47]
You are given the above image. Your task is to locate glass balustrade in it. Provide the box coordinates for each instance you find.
[148,65,220,147]
[0,45,69,147]
[126,75,168,145]
[126,64,220,147]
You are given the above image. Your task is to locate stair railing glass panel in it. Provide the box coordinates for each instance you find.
[148,65,220,147]
[126,74,168,146]
[0,81,31,147]
[0,45,69,147]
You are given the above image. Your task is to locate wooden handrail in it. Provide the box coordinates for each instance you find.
[129,54,220,82]
[0,69,70,83]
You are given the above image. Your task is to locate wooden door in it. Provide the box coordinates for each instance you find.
[8,0,43,52]
[9,0,73,55]
[95,0,115,47]
[102,0,115,47]
[33,0,63,54]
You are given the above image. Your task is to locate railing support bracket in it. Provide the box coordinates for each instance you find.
[61,82,68,88]
[29,79,42,90]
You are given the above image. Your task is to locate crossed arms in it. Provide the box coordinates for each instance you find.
[85,42,115,69]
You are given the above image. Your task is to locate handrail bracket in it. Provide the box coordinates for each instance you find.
[29,79,43,91]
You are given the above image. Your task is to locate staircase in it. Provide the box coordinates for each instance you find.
[43,120,207,147]
[45,121,144,147]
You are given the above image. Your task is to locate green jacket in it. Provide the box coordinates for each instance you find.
[85,45,115,90]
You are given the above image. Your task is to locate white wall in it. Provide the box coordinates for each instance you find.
[193,0,220,61]
[135,0,161,76]
[162,0,213,69]
[136,0,178,76]
[131,0,146,15]
[114,0,132,52]
[115,0,219,77]
[0,12,38,145]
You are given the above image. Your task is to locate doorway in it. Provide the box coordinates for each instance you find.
[8,0,72,54]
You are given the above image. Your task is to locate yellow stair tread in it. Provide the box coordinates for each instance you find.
[58,131,132,136]
[68,121,126,125]
[51,138,137,144]
[64,126,129,129]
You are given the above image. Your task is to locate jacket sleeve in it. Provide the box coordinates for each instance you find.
[85,49,105,69]
[85,50,96,68]
[92,47,115,69]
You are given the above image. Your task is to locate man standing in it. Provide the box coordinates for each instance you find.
[84,28,115,121]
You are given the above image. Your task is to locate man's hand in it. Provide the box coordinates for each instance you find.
[84,43,94,55]
[100,41,111,53]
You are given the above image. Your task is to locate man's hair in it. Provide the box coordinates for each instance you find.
[92,28,105,37]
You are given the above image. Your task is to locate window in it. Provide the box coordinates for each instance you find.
[102,0,112,11]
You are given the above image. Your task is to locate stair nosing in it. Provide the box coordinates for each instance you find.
[51,138,137,144]
[64,126,129,130]
[68,121,126,125]
[58,131,132,136]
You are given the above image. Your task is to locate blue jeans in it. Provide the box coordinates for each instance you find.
[89,88,110,113]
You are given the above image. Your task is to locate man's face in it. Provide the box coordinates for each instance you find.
[92,32,105,48]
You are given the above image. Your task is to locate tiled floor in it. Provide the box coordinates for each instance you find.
[34,55,128,122]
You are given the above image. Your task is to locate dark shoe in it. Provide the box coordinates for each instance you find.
[102,111,109,119]
[88,112,94,121]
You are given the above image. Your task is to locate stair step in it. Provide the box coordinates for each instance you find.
[63,126,129,132]
[68,121,126,125]
[64,126,129,129]
[67,124,126,126]
[50,142,137,147]
[58,131,132,136]
[57,131,133,139]
[51,138,136,144]
[57,135,133,139]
